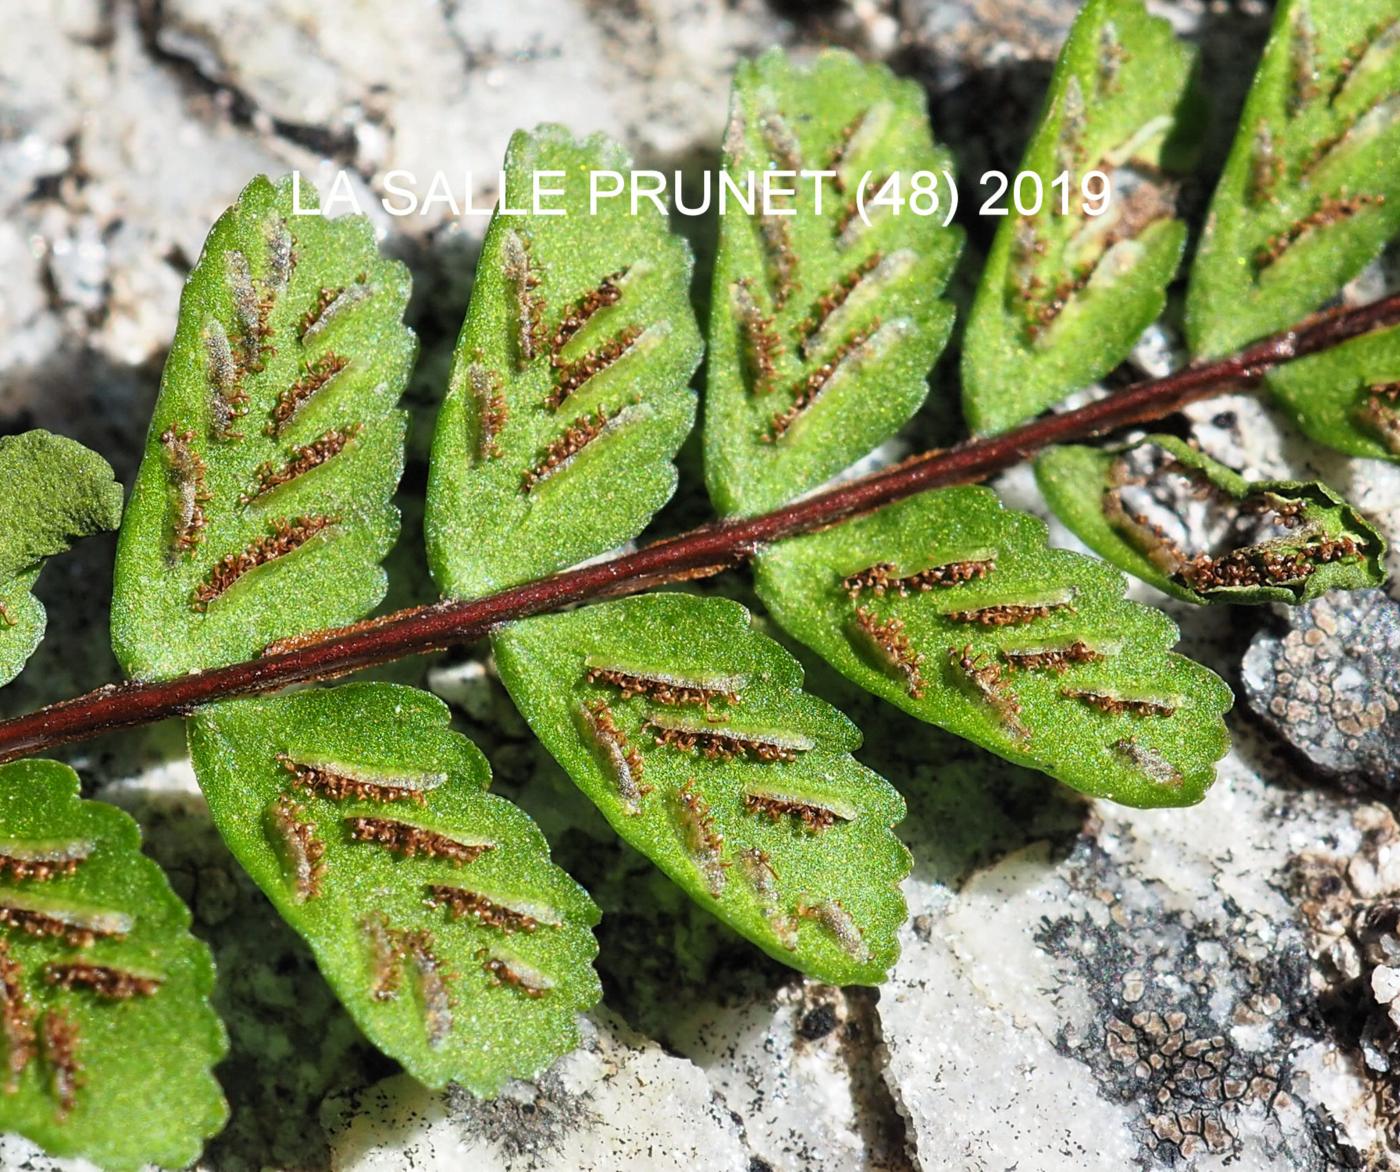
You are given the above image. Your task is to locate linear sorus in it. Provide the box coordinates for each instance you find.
[479,949,553,999]
[1113,738,1184,788]
[414,939,455,1049]
[0,602,13,628]
[645,711,814,763]
[1255,194,1385,271]
[551,270,626,353]
[999,641,1108,672]
[799,252,881,347]
[742,784,854,833]
[0,838,93,882]
[757,211,798,309]
[0,941,34,1092]
[835,175,890,247]
[675,779,726,898]
[466,360,507,461]
[1249,124,1283,205]
[948,645,1028,739]
[1178,536,1363,593]
[545,324,643,410]
[300,277,370,342]
[843,554,996,599]
[738,846,797,950]
[41,1008,82,1118]
[266,795,326,902]
[503,229,545,368]
[943,592,1075,627]
[227,249,274,374]
[44,961,163,1000]
[758,109,804,173]
[425,886,557,934]
[242,424,362,503]
[733,278,784,395]
[1359,386,1400,454]
[190,515,335,611]
[268,352,350,436]
[277,754,446,805]
[850,605,925,698]
[575,698,650,813]
[263,217,295,293]
[521,407,617,493]
[346,816,494,864]
[796,898,870,962]
[825,106,882,191]
[1061,688,1179,718]
[204,319,249,439]
[766,324,885,441]
[362,914,406,1002]
[161,427,212,555]
[583,657,744,709]
[0,891,131,948]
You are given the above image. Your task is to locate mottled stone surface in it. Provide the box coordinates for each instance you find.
[4,1,1400,1170]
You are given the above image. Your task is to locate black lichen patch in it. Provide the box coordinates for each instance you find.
[1036,836,1336,1168]
[444,1069,600,1165]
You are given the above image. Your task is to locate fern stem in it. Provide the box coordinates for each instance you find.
[2,292,1398,765]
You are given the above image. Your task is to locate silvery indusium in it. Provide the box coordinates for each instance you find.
[1,3,1400,1165]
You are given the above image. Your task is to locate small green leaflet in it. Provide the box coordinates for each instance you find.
[493,594,909,985]
[1187,0,1400,359]
[111,175,415,680]
[0,432,123,689]
[425,127,701,600]
[1266,321,1400,461]
[0,759,226,1171]
[703,48,963,517]
[1036,434,1386,604]
[187,683,601,1094]
[754,488,1232,808]
[962,0,1197,435]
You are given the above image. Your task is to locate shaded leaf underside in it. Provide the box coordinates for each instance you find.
[111,174,415,680]
[703,47,963,517]
[0,432,123,690]
[1187,0,1400,359]
[493,594,910,985]
[1036,434,1387,604]
[962,0,1197,435]
[187,684,601,1095]
[755,487,1233,808]
[425,126,702,601]
[0,760,226,1171]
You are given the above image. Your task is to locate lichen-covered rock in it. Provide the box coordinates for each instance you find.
[1242,591,1400,790]
[321,1011,749,1171]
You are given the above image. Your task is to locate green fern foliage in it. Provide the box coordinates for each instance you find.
[493,594,910,984]
[1036,434,1387,603]
[962,0,1198,435]
[425,127,702,600]
[187,684,601,1094]
[755,488,1233,808]
[111,175,415,680]
[1188,0,1400,359]
[703,48,963,516]
[0,760,226,1170]
[0,432,123,689]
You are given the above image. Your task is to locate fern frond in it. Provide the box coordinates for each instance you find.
[493,594,910,984]
[425,127,701,599]
[962,0,1198,435]
[703,48,963,516]
[111,175,415,679]
[755,488,1233,808]
[187,684,601,1095]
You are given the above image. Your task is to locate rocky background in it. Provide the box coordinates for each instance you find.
[4,0,1400,1169]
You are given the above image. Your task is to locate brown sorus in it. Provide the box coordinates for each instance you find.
[277,754,438,805]
[948,645,1028,739]
[346,816,493,865]
[546,324,643,410]
[268,352,350,435]
[243,424,362,503]
[41,1008,82,1117]
[552,270,626,354]
[767,326,877,441]
[161,427,212,555]
[1061,688,1177,717]
[44,962,162,1000]
[945,598,1073,626]
[843,556,994,599]
[521,409,613,492]
[191,515,335,611]
[851,605,925,698]
[426,887,545,934]
[742,791,843,833]
[733,278,784,395]
[1000,641,1106,671]
[0,941,35,1092]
